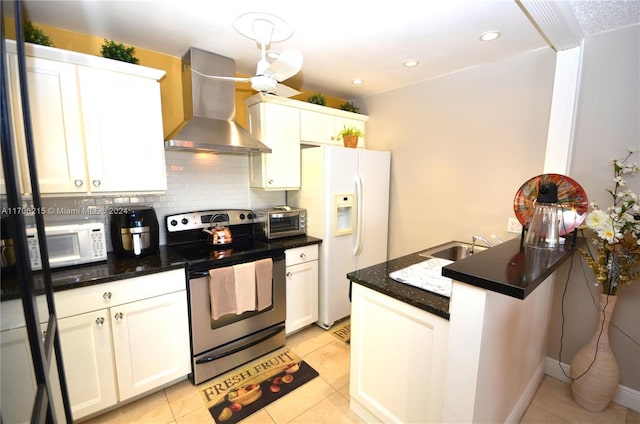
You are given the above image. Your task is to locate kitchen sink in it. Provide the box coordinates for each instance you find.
[418,241,487,261]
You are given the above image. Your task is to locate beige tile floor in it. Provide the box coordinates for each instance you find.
[83,324,639,424]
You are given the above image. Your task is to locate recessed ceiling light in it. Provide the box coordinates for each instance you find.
[351,79,364,85]
[479,31,501,42]
[403,60,419,67]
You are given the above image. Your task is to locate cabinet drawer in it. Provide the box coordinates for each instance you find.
[285,245,318,266]
[55,268,186,318]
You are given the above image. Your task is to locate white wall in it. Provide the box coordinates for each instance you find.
[358,47,557,259]
[546,24,640,391]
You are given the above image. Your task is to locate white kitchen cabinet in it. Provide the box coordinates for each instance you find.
[300,109,366,148]
[284,244,319,335]
[247,101,301,190]
[0,301,64,424]
[6,54,86,194]
[5,40,166,195]
[57,309,118,418]
[53,268,190,420]
[350,283,449,424]
[77,66,166,193]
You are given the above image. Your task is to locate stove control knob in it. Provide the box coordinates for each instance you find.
[170,219,178,227]
[181,218,189,225]
[247,213,253,219]
[239,213,246,220]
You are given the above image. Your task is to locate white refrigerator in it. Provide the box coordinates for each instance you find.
[289,145,391,328]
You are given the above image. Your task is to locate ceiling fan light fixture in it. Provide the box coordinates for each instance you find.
[479,31,501,42]
[234,12,292,44]
[403,59,419,67]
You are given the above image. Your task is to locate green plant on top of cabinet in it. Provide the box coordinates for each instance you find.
[247,101,301,190]
[5,40,166,195]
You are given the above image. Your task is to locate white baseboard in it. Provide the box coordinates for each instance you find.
[545,356,640,412]
[506,359,547,423]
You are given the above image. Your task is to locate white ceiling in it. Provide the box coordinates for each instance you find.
[20,0,640,100]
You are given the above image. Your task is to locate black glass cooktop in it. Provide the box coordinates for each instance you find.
[168,238,285,273]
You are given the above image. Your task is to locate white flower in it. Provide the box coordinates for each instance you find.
[585,209,611,231]
[615,176,626,186]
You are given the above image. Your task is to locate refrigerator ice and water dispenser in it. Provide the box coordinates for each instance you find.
[334,193,354,236]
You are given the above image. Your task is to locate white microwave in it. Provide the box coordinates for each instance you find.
[26,222,107,270]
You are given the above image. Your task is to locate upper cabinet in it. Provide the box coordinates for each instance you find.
[5,40,167,195]
[300,110,366,148]
[245,94,368,191]
[247,101,301,190]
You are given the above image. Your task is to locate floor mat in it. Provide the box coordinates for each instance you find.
[329,318,350,344]
[199,347,318,424]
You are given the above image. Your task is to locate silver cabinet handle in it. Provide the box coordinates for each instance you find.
[114,312,124,321]
[103,291,112,300]
[268,179,274,185]
[74,179,83,187]
[286,271,293,278]
[299,252,306,259]
[96,317,105,326]
[92,179,101,187]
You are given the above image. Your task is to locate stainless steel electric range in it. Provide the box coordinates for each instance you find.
[165,209,286,385]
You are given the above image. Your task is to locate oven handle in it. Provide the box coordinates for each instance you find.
[195,324,285,364]
[190,271,211,279]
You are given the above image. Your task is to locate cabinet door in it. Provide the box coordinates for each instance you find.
[285,259,319,335]
[1,327,38,423]
[77,66,167,193]
[249,103,300,189]
[7,54,87,194]
[111,290,190,401]
[58,310,118,420]
[350,284,449,424]
[300,110,335,144]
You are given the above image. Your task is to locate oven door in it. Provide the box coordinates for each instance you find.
[188,253,286,383]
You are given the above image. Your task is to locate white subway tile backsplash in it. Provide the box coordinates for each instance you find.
[33,152,287,248]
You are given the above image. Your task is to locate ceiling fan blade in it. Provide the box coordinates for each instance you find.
[191,68,250,83]
[263,49,303,82]
[274,82,301,98]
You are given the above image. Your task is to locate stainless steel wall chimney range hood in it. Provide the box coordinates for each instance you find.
[164,48,271,154]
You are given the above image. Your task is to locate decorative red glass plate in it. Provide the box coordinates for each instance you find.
[513,174,589,235]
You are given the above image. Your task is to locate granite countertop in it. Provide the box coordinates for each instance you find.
[347,238,573,319]
[1,235,322,302]
[1,245,186,301]
[271,235,322,250]
[347,252,451,320]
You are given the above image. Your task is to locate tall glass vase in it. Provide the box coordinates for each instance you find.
[570,293,620,412]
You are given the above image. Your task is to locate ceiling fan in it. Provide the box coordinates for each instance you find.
[192,13,303,97]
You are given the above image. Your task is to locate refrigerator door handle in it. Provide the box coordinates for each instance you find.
[354,175,364,256]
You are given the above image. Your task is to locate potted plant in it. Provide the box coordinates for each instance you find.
[339,101,360,114]
[307,93,326,106]
[100,39,139,64]
[337,126,363,148]
[24,20,53,46]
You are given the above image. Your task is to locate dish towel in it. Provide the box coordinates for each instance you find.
[234,261,257,314]
[255,258,273,311]
[209,266,236,320]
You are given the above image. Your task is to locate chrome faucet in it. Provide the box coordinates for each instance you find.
[471,235,494,254]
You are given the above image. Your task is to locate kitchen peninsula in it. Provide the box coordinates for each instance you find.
[347,238,571,423]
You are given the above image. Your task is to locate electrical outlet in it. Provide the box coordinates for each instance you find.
[507,217,523,234]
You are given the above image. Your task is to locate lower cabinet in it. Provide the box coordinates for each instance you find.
[350,283,450,424]
[56,268,190,420]
[284,244,319,335]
